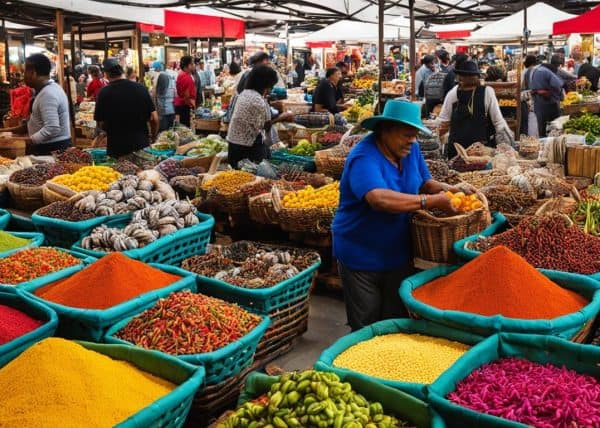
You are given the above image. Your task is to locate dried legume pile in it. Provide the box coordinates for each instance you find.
[0,248,81,285]
[413,246,588,319]
[201,170,255,194]
[0,304,43,345]
[116,290,261,355]
[217,370,413,428]
[52,147,93,164]
[9,163,68,186]
[333,333,470,384]
[471,214,600,275]
[0,338,175,427]
[35,253,181,310]
[0,231,31,253]
[448,357,600,428]
[36,200,96,221]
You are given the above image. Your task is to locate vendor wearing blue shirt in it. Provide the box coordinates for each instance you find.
[332,100,469,331]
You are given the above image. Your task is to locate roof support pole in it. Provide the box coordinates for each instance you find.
[2,20,7,83]
[409,0,416,101]
[378,0,384,113]
[78,26,82,67]
[135,25,143,78]
[104,24,108,61]
[70,24,76,71]
[522,0,528,55]
[56,9,64,87]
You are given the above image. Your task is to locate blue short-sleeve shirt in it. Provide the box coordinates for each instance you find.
[332,133,431,271]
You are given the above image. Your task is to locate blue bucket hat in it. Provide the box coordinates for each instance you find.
[361,100,431,135]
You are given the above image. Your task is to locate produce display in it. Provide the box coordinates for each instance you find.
[152,129,180,151]
[317,132,344,146]
[217,370,410,428]
[563,113,600,143]
[0,156,14,166]
[9,163,68,186]
[413,246,588,319]
[498,99,518,107]
[351,78,376,90]
[74,174,175,217]
[333,333,470,384]
[80,200,199,252]
[181,241,320,289]
[444,191,483,213]
[0,248,81,285]
[282,182,339,209]
[0,338,175,427]
[51,166,121,193]
[0,304,43,345]
[571,200,600,235]
[470,215,600,275]
[52,147,93,164]
[0,231,31,253]
[111,160,140,176]
[356,89,375,107]
[36,200,95,221]
[342,103,374,123]
[115,290,262,355]
[156,159,204,180]
[448,156,489,172]
[34,253,182,310]
[581,184,600,201]
[201,171,256,194]
[448,357,600,428]
[277,164,333,188]
[182,135,228,157]
[287,139,322,156]
[481,185,537,214]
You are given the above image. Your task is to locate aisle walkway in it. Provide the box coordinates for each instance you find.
[273,288,350,371]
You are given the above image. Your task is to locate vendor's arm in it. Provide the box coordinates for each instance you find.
[30,95,63,144]
[149,111,159,141]
[272,112,294,123]
[484,86,512,136]
[436,87,456,137]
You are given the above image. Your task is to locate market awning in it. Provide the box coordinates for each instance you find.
[162,10,244,39]
[304,20,409,43]
[553,4,600,35]
[428,22,479,39]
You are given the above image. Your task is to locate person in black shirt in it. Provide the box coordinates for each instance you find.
[577,57,600,91]
[312,67,347,114]
[94,58,158,158]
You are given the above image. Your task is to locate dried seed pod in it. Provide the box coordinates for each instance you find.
[138,180,154,191]
[95,206,114,217]
[106,190,124,202]
[158,224,178,237]
[158,216,177,226]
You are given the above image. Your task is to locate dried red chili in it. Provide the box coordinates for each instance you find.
[115,291,262,355]
[0,248,81,285]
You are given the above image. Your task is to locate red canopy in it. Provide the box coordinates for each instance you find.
[436,30,471,39]
[163,10,245,39]
[553,4,600,35]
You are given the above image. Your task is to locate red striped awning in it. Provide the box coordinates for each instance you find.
[163,10,245,39]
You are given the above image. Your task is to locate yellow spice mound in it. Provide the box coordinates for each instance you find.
[0,338,175,428]
[333,333,470,384]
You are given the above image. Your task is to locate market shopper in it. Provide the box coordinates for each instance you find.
[21,53,71,155]
[86,65,106,100]
[312,68,347,114]
[577,57,600,91]
[438,60,512,159]
[442,53,469,100]
[193,58,209,106]
[527,58,564,138]
[94,58,158,159]
[332,100,469,331]
[226,65,293,169]
[415,55,436,98]
[154,64,176,131]
[174,56,196,127]
[236,52,270,94]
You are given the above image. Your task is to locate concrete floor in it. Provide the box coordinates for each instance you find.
[272,288,351,371]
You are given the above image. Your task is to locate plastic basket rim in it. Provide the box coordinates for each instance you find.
[0,231,45,259]
[71,212,215,260]
[21,263,196,326]
[400,266,600,335]
[31,211,132,230]
[0,209,11,228]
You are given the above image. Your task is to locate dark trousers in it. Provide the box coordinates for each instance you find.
[175,105,191,127]
[533,97,560,138]
[28,138,71,155]
[159,114,175,131]
[338,262,414,331]
[227,140,270,169]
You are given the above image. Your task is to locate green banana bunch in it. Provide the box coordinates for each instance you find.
[216,370,409,428]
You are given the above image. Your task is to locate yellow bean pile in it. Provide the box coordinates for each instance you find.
[333,333,470,384]
[52,166,121,193]
[282,182,340,209]
[201,171,255,194]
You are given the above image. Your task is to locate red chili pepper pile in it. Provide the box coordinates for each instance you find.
[115,291,261,355]
[0,304,44,345]
[472,215,600,275]
[0,248,81,285]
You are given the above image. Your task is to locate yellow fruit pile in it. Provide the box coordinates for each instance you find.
[445,191,483,212]
[201,170,255,194]
[498,99,517,107]
[351,78,375,89]
[0,157,13,166]
[51,166,121,193]
[282,182,339,209]
[562,92,582,106]
[342,103,374,123]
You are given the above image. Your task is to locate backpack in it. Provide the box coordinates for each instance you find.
[424,71,448,101]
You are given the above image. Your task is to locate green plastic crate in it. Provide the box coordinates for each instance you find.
[428,333,600,428]
[105,312,271,385]
[21,263,197,341]
[72,212,214,266]
[0,291,58,367]
[235,371,446,428]
[400,267,600,339]
[315,318,483,400]
[0,231,45,259]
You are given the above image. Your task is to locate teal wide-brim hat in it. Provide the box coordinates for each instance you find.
[361,99,432,135]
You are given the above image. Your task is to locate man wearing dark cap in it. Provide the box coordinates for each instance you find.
[527,55,564,137]
[436,49,451,72]
[442,53,469,99]
[544,54,576,91]
[94,58,158,159]
[236,51,270,94]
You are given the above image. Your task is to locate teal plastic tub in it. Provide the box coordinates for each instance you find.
[0,209,11,230]
[315,318,483,400]
[105,311,271,385]
[32,211,131,248]
[270,150,316,172]
[428,333,600,428]
[0,291,58,367]
[194,260,320,315]
[20,263,197,341]
[79,341,204,428]
[236,371,446,428]
[0,231,45,259]
[452,214,600,280]
[72,212,214,266]
[400,268,600,339]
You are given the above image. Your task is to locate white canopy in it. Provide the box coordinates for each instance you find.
[305,20,409,43]
[468,2,574,43]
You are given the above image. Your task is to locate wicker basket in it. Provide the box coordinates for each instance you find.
[315,147,350,179]
[411,192,491,264]
[248,193,279,225]
[42,185,71,205]
[7,181,45,211]
[277,206,336,234]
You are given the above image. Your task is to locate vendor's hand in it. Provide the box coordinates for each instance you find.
[429,193,459,216]
[449,183,477,195]
[278,112,294,122]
